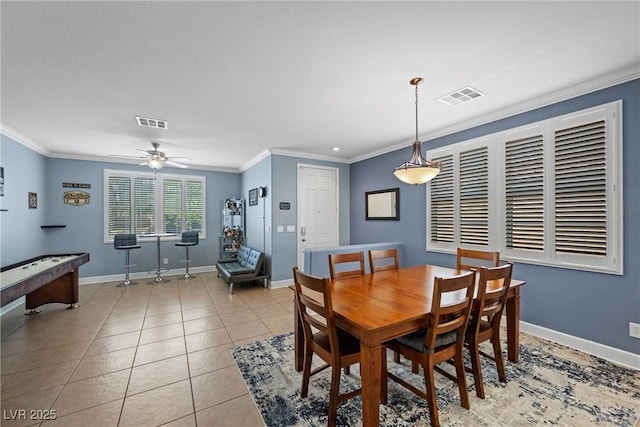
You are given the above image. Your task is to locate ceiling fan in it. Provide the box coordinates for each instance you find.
[115,142,191,170]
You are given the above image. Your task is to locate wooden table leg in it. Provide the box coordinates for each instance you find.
[360,342,382,427]
[293,292,304,372]
[506,288,521,362]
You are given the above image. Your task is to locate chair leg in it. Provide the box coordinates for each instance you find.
[344,366,350,375]
[454,344,470,409]
[492,333,507,383]
[393,350,400,363]
[422,358,440,427]
[469,339,485,399]
[181,246,196,279]
[116,249,137,287]
[327,364,342,427]
[301,347,313,398]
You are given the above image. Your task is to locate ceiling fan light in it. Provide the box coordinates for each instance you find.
[147,156,166,170]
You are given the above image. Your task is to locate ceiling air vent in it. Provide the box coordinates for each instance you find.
[438,87,484,106]
[136,116,168,129]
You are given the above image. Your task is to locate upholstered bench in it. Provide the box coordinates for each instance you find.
[216,245,267,294]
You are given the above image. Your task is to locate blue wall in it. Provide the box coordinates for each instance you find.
[0,136,48,265]
[350,79,640,354]
[0,138,242,278]
[266,154,350,282]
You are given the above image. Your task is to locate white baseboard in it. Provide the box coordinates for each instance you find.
[0,297,25,315]
[268,278,293,290]
[520,321,640,370]
[78,265,219,285]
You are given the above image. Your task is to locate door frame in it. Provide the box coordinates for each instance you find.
[296,163,340,271]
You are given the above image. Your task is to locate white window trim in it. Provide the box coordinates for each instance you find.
[103,169,207,243]
[426,100,623,275]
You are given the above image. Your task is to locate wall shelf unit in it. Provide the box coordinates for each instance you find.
[219,198,244,261]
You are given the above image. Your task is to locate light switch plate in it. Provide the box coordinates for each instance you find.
[286,225,295,233]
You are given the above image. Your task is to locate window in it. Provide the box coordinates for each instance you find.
[427,101,622,274]
[104,170,206,241]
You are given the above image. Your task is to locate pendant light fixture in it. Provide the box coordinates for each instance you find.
[393,77,440,184]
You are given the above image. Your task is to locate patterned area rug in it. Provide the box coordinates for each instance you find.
[231,332,640,426]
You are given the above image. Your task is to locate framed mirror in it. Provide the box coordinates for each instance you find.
[365,188,399,220]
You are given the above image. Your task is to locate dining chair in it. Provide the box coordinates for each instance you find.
[456,248,500,271]
[292,267,362,426]
[368,248,399,272]
[465,263,513,399]
[328,251,365,279]
[368,248,404,363]
[381,270,476,427]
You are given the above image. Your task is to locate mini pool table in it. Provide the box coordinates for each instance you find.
[1,253,90,312]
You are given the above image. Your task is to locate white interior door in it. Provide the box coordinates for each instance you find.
[297,164,339,271]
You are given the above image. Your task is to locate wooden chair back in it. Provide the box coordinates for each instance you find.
[424,271,476,354]
[368,248,399,272]
[328,251,365,280]
[292,267,362,424]
[473,263,513,328]
[456,248,500,271]
[465,263,513,399]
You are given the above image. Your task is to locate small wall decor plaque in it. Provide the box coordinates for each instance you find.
[62,182,91,189]
[64,190,90,206]
[28,192,37,209]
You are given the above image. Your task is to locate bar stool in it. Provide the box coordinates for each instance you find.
[176,231,199,279]
[114,233,141,287]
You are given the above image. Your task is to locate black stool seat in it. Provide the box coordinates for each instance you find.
[176,231,199,279]
[114,233,141,287]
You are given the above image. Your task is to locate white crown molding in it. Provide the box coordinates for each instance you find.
[12,149,239,174]
[349,66,640,165]
[239,148,349,173]
[0,123,49,156]
[268,148,348,164]
[239,148,272,172]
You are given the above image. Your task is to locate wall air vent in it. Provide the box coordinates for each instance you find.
[438,87,484,106]
[136,116,168,129]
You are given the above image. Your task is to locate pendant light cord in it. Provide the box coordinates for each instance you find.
[415,83,419,142]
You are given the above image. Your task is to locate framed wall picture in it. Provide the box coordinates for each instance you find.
[249,188,258,206]
[365,188,399,220]
[28,192,37,209]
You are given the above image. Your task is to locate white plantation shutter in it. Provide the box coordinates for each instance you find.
[105,170,206,241]
[163,179,182,234]
[185,180,204,231]
[134,177,155,234]
[108,176,131,236]
[505,134,544,251]
[554,120,607,256]
[426,101,621,274]
[430,154,454,243]
[459,147,489,246]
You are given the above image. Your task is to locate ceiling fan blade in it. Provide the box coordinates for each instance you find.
[166,160,188,168]
[168,156,192,162]
[109,154,145,159]
[139,161,148,166]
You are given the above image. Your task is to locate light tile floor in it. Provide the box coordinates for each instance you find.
[1,272,295,426]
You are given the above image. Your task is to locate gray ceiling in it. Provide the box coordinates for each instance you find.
[2,1,639,172]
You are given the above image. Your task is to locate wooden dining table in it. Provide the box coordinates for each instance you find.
[292,264,525,427]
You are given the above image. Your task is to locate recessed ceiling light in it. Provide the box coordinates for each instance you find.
[332,147,340,151]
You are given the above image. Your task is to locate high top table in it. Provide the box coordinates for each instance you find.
[141,233,175,284]
[292,264,525,427]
